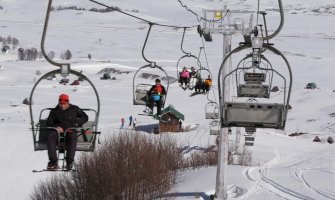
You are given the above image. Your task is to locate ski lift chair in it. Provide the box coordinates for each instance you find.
[176,27,202,89]
[244,127,256,146]
[245,135,255,146]
[205,101,219,119]
[223,68,287,129]
[33,108,99,152]
[176,54,201,87]
[210,120,220,135]
[29,69,101,152]
[132,24,169,114]
[235,55,274,99]
[30,0,100,156]
[133,63,169,110]
[218,44,292,130]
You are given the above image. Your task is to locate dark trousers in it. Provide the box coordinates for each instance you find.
[180,77,189,86]
[47,130,77,164]
[195,83,203,93]
[149,99,162,115]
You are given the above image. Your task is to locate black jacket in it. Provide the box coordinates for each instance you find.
[46,104,88,131]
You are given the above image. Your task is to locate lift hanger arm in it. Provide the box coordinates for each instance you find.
[41,0,70,68]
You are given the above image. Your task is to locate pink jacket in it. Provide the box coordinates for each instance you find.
[180,70,190,78]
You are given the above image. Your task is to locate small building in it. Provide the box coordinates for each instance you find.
[2,45,10,54]
[158,106,184,133]
[305,82,317,89]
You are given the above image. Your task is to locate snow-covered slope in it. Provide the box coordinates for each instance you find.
[0,0,334,199]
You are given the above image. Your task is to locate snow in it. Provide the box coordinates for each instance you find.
[0,0,335,199]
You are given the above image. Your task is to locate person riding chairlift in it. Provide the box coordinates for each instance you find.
[179,67,190,90]
[148,79,166,116]
[195,74,203,93]
[46,94,88,170]
[188,67,197,89]
[203,75,212,93]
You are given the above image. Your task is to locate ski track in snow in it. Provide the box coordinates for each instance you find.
[241,145,335,200]
[299,169,335,200]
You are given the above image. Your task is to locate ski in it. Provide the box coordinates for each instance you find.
[138,113,153,117]
[32,168,76,173]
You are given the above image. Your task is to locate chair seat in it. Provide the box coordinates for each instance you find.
[223,102,285,129]
[34,141,94,152]
[206,112,219,119]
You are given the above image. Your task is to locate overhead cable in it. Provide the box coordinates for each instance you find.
[88,0,199,29]
[176,0,227,23]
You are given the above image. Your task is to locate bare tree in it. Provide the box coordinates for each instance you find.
[31,48,38,60]
[24,49,32,60]
[47,51,55,59]
[60,50,72,60]
[37,51,43,60]
[12,37,19,50]
[18,48,25,60]
[6,35,12,45]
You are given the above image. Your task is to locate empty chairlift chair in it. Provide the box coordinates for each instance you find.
[218,40,292,130]
[244,127,256,146]
[209,120,220,135]
[235,55,274,99]
[205,101,220,119]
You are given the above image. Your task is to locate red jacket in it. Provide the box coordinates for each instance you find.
[149,84,166,95]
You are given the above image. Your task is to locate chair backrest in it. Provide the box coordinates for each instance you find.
[134,89,149,105]
[38,119,49,143]
[223,102,285,129]
[34,119,51,151]
[237,84,270,98]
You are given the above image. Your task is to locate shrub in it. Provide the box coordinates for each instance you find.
[31,132,182,200]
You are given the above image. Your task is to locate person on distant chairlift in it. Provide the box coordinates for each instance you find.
[189,67,197,77]
[46,94,88,170]
[195,74,203,94]
[148,79,167,116]
[203,75,212,93]
[179,67,190,90]
[188,67,197,89]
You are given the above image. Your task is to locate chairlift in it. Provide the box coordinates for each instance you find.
[176,28,202,90]
[29,69,101,152]
[205,101,219,119]
[195,67,213,90]
[235,54,274,98]
[210,120,220,135]
[133,23,169,112]
[133,63,169,108]
[29,0,101,154]
[244,128,255,146]
[245,135,255,146]
[176,54,200,82]
[218,39,293,130]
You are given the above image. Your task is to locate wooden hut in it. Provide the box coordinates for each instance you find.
[158,106,184,133]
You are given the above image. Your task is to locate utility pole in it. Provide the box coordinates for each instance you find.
[201,6,253,200]
[215,32,231,200]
